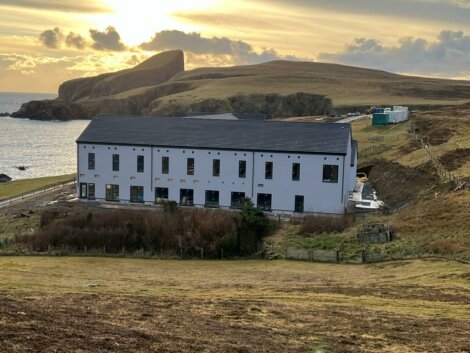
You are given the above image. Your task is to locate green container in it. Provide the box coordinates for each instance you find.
[372,113,389,126]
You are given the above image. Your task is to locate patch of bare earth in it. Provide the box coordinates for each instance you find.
[1,291,469,353]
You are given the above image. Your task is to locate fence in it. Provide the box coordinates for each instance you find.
[285,247,340,263]
[0,181,76,208]
[0,245,234,260]
[408,123,460,184]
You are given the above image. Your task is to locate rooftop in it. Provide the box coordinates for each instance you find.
[77,115,351,155]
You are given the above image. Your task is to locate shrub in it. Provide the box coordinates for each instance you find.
[298,214,355,236]
[237,199,275,255]
[19,206,272,257]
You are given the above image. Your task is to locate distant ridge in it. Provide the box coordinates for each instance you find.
[12,50,470,120]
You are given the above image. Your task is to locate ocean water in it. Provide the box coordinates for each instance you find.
[0,92,90,180]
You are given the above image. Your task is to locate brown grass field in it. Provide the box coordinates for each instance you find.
[0,256,469,353]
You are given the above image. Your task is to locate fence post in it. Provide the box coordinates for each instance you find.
[336,250,340,263]
[201,248,204,259]
[221,248,224,260]
[361,249,366,264]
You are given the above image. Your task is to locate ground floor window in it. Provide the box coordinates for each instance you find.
[155,187,169,204]
[294,195,304,213]
[323,164,339,183]
[130,186,144,203]
[231,192,245,209]
[257,193,272,211]
[180,188,194,206]
[205,190,219,207]
[105,184,119,202]
[88,183,95,200]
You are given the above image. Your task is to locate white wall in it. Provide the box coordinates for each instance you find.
[77,142,356,214]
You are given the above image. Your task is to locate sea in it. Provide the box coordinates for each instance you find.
[0,92,90,180]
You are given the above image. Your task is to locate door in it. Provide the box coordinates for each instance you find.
[294,195,304,213]
[79,183,87,199]
[88,183,95,200]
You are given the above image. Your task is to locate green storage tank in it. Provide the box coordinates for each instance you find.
[372,113,389,126]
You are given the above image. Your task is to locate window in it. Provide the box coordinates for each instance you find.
[213,159,220,177]
[323,164,339,183]
[162,156,169,174]
[294,195,304,213]
[239,160,246,178]
[88,153,95,170]
[265,161,273,179]
[137,155,144,173]
[79,183,87,199]
[105,184,119,202]
[231,192,245,209]
[88,183,95,200]
[112,154,119,171]
[187,158,194,175]
[130,186,144,203]
[180,189,194,206]
[155,187,169,204]
[292,163,300,181]
[257,193,272,211]
[205,190,219,207]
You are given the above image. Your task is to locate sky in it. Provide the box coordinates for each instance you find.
[0,0,470,92]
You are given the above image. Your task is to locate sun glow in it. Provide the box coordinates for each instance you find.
[94,0,219,46]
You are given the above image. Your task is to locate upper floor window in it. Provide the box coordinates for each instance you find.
[162,156,169,174]
[292,163,300,181]
[239,160,246,178]
[265,161,273,179]
[187,158,194,175]
[137,155,144,173]
[213,159,220,177]
[322,164,339,183]
[112,154,119,172]
[88,153,95,170]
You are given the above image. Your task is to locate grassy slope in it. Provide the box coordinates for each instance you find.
[147,60,470,109]
[0,174,75,200]
[279,105,470,259]
[0,257,468,352]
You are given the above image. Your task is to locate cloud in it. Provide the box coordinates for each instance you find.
[38,27,63,49]
[0,0,110,13]
[90,26,126,51]
[140,30,300,65]
[65,32,86,50]
[318,30,470,78]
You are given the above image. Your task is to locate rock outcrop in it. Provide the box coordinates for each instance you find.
[12,50,185,120]
[0,173,12,182]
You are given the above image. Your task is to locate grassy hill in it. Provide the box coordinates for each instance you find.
[12,51,470,120]
[277,104,470,260]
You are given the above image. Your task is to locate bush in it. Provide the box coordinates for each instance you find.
[298,214,355,236]
[237,199,275,255]
[19,205,272,257]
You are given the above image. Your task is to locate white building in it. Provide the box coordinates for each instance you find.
[76,115,357,214]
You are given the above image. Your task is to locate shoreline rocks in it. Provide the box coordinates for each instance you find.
[0,173,12,182]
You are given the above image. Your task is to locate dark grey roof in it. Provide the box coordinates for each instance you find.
[77,115,351,155]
